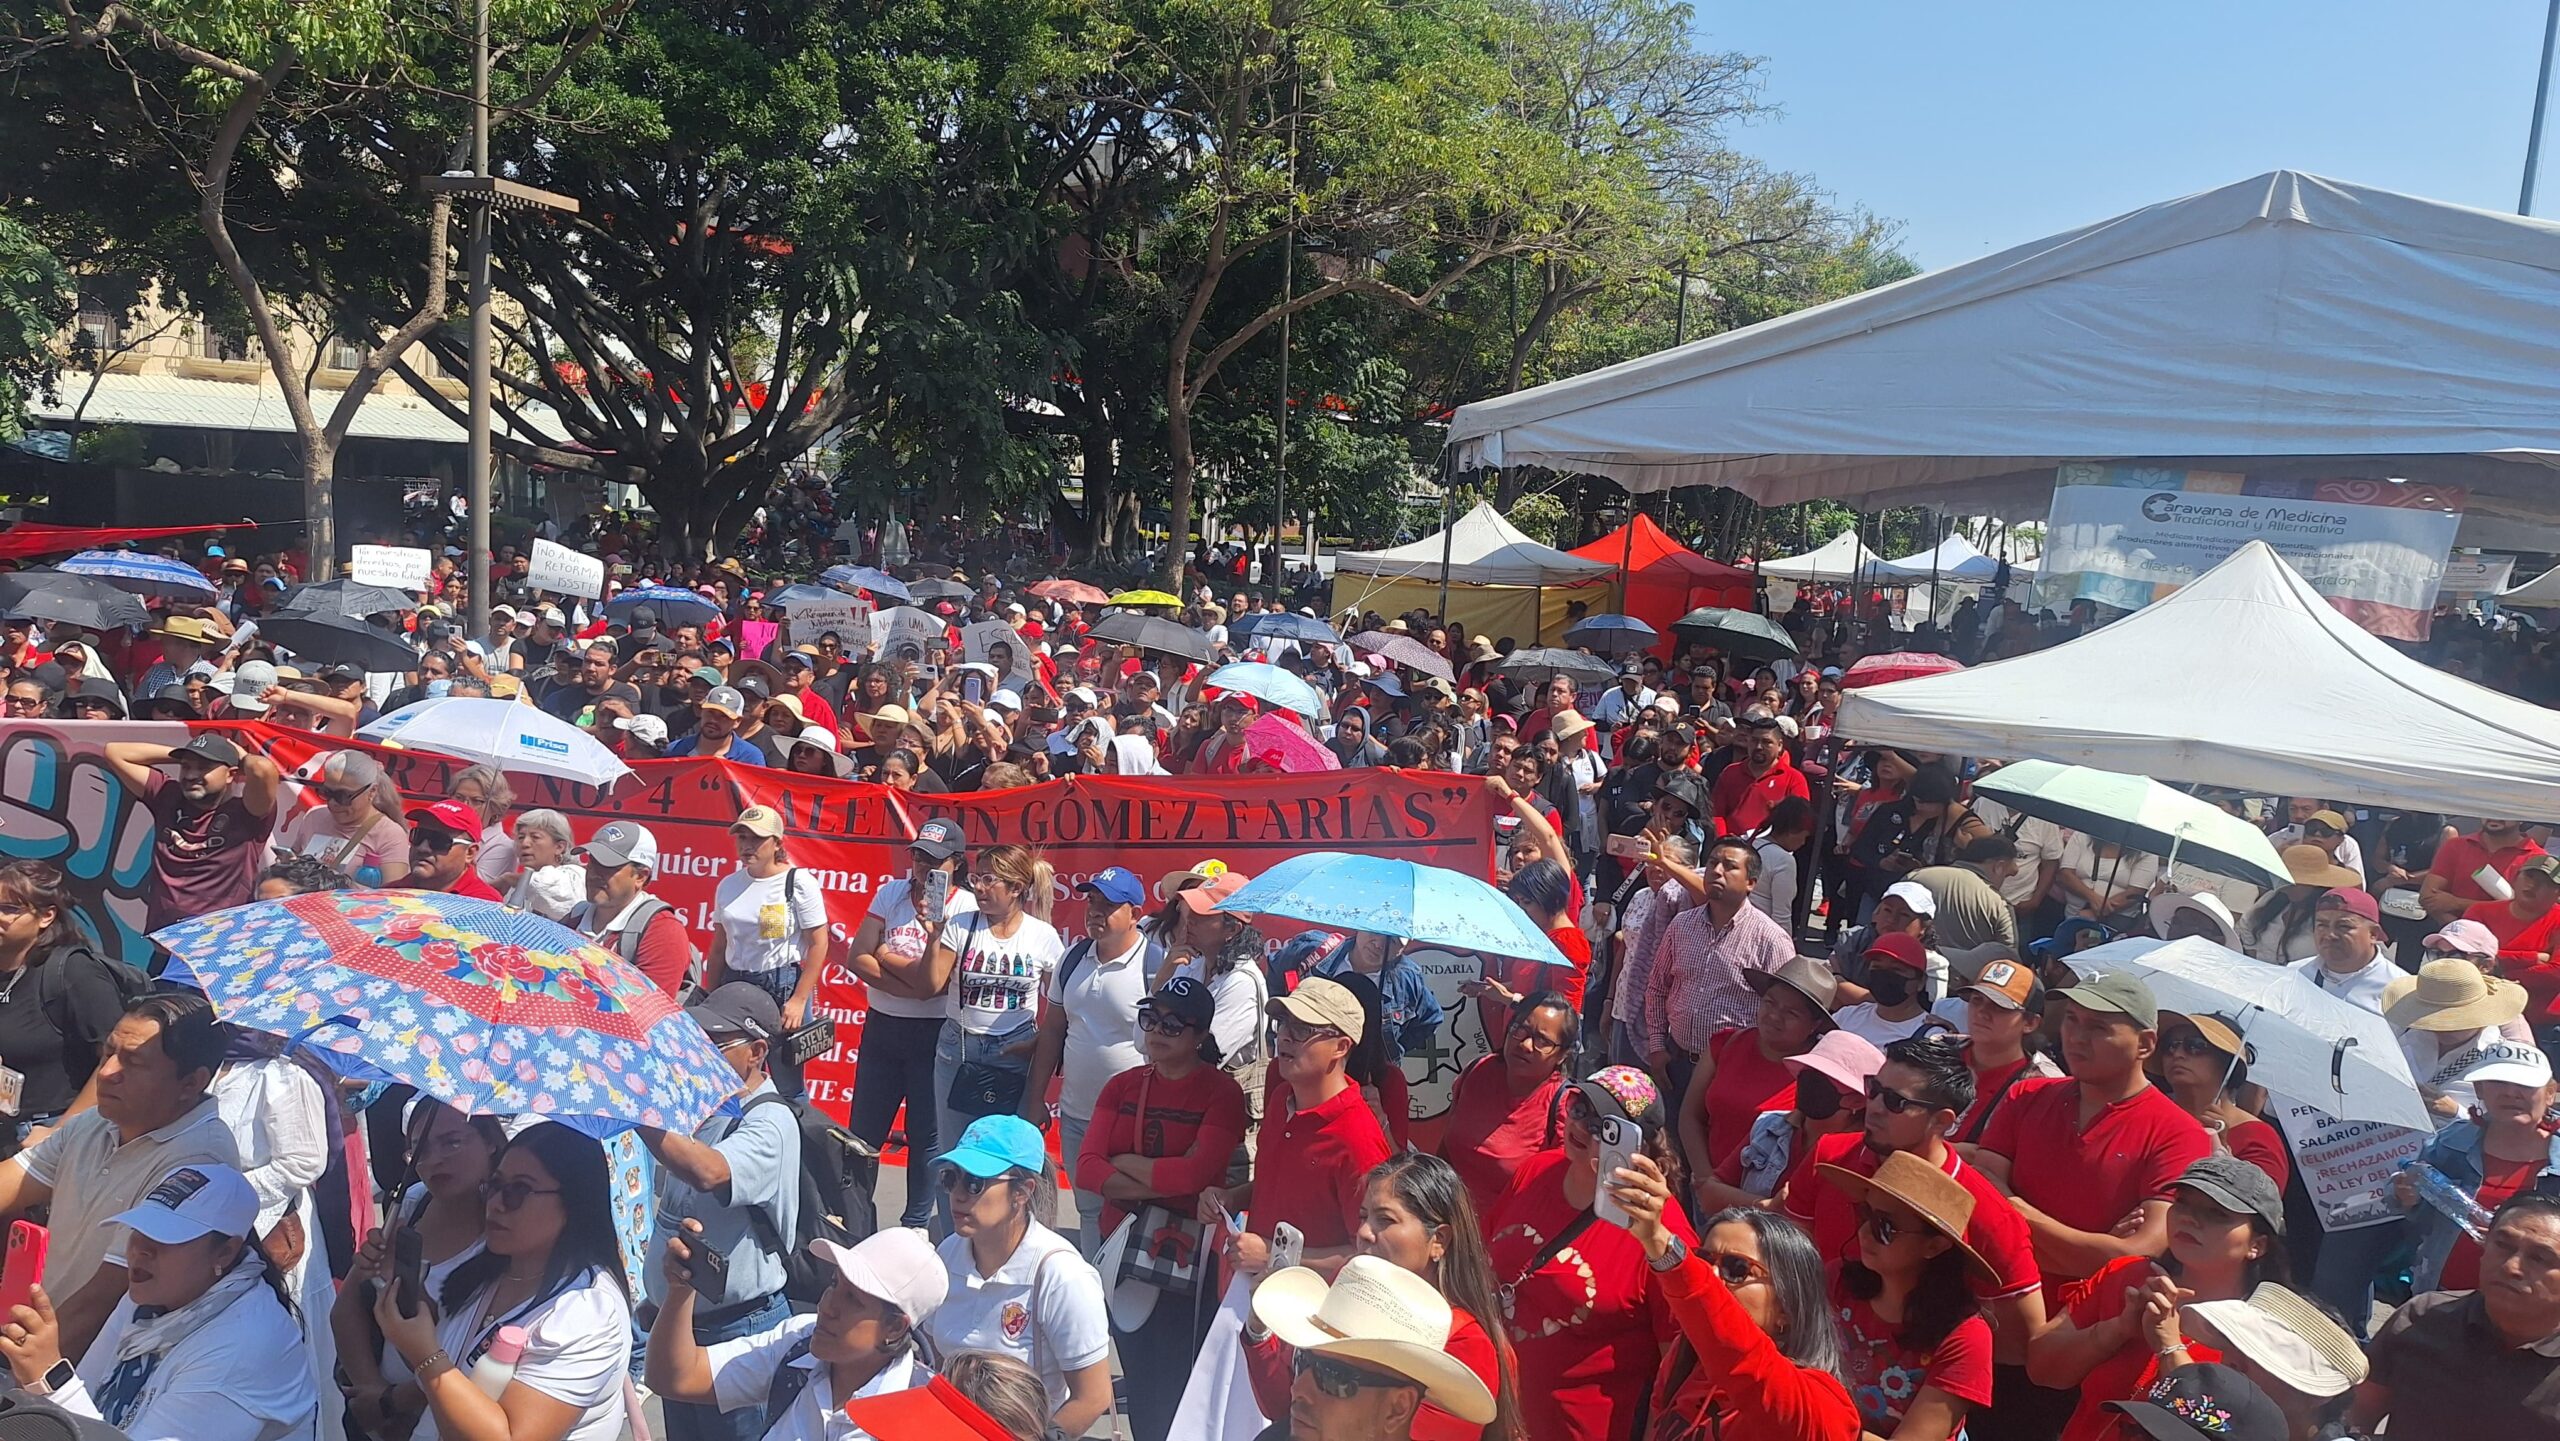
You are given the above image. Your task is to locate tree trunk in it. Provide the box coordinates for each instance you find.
[1080,419,1117,563]
[303,439,336,578]
[1158,393,1194,591]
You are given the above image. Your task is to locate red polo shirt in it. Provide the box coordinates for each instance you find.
[1979,1078,2210,1293]
[417,870,504,902]
[1708,752,1810,837]
[1784,1131,2041,1302]
[2429,833,2547,907]
[1251,1077,1393,1251]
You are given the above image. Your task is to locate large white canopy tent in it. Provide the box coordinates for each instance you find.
[1756,530,1882,581]
[1332,501,1616,642]
[1444,171,2560,541]
[1833,541,2560,818]
[1874,533,2039,582]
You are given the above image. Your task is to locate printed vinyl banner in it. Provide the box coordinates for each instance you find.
[11,722,1496,1132]
[2039,462,2467,639]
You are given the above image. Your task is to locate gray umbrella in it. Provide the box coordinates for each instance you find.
[1670,606,1799,662]
[1495,648,1615,687]
[1089,612,1212,663]
[0,569,152,632]
[277,578,418,622]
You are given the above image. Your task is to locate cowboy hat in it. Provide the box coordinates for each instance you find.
[2147,890,2241,950]
[1742,955,1840,1032]
[2382,958,2529,1033]
[149,615,219,645]
[1250,1257,1497,1424]
[1812,1150,1996,1282]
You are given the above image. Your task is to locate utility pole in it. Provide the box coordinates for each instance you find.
[1672,266,1689,346]
[2528,0,2560,214]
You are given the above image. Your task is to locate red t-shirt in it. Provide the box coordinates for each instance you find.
[2431,834,2548,906]
[2471,898,2560,1016]
[1435,1057,1561,1220]
[1833,1279,1996,1432]
[2440,1153,2542,1291]
[2224,1118,2292,1193]
[1074,1062,1249,1236]
[1251,1078,1394,1251]
[1786,1132,2040,1303]
[1957,1053,2049,1143]
[2058,1256,2226,1441]
[420,870,505,902]
[1709,754,1811,838]
[1242,1305,1503,1441]
[1486,926,1591,1047]
[1486,1149,1699,1441]
[1701,1028,1799,1176]
[1979,1080,2211,1294]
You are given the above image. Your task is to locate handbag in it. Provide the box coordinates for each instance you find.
[942,917,1030,1114]
[1113,1074,1209,1302]
[259,1212,307,1270]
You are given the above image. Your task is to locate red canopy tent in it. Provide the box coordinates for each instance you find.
[1570,513,1753,655]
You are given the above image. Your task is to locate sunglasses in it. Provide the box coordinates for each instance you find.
[1293,1352,1408,1399]
[1275,1019,1346,1047]
[940,1170,1003,1199]
[318,785,365,804]
[2158,1034,2227,1058]
[1700,1250,1770,1287]
[480,1177,562,1211]
[1864,1078,1931,1115]
[1856,1203,1918,1247]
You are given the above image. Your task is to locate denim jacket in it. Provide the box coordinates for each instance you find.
[2407,1118,2560,1291]
[1313,944,1445,1063]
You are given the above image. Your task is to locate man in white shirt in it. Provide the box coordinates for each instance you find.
[1019,867,1159,1256]
[2288,887,2398,1014]
[2269,802,2366,883]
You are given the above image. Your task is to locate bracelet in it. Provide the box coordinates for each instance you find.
[416,1351,455,1382]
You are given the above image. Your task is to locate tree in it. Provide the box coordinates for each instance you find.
[0,215,71,437]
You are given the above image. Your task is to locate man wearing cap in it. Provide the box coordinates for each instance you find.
[2472,854,2560,1006]
[1206,977,1393,1281]
[1019,867,1163,1256]
[647,1226,947,1441]
[1948,952,2062,1142]
[1643,837,1795,1104]
[2358,1192,2560,1436]
[665,685,766,764]
[639,982,804,1441]
[1707,708,1810,840]
[1907,835,2023,954]
[104,733,282,930]
[1248,1254,1497,1441]
[404,799,505,900]
[2267,800,2365,885]
[2287,887,2398,1014]
[568,821,697,997]
[1831,932,1950,1048]
[2423,816,2547,923]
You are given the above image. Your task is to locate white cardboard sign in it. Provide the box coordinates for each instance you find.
[349,545,432,592]
[527,538,605,599]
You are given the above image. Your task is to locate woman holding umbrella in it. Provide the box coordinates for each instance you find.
[2153,1011,2290,1189]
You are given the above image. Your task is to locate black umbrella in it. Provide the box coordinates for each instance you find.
[0,569,151,632]
[1089,612,1212,663]
[1495,648,1615,687]
[277,578,418,621]
[259,611,422,672]
[907,578,975,603]
[1670,606,1799,662]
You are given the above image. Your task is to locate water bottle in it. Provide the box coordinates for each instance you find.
[468,1325,528,1400]
[2403,1161,2492,1242]
[355,865,384,888]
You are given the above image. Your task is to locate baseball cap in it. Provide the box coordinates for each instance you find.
[578,820,659,872]
[2464,1037,2556,1089]
[1958,954,2042,1011]
[1142,976,1217,1032]
[615,713,669,747]
[2314,887,2380,922]
[688,666,725,688]
[171,733,246,769]
[2425,918,2502,958]
[228,659,277,713]
[811,1229,948,1326]
[700,685,747,718]
[1573,1064,1668,1134]
[2055,971,2161,1030]
[2171,1155,2285,1232]
[2522,853,2560,885]
[1078,866,1146,909]
[2107,1363,2286,1441]
[110,1164,260,1244]
[990,688,1023,713]
[910,818,967,862]
[1177,869,1249,913]
[1862,932,1928,975]
[1065,686,1099,709]
[939,1114,1049,1178]
[2305,809,2350,832]
[1880,880,1938,918]
[1153,859,1230,902]
[406,799,482,839]
[1268,976,1367,1042]
[732,805,785,840]
[686,981,783,1042]
[1782,1031,1887,1096]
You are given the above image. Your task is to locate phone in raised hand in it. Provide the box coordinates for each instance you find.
[1592,1117,1638,1230]
[0,1222,47,1318]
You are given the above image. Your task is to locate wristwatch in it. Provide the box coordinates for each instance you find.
[30,1357,72,1396]
[1647,1235,1689,1273]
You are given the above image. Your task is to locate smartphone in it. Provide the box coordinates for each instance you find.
[961,672,986,704]
[392,1227,426,1318]
[1605,832,1652,860]
[688,1236,730,1305]
[920,663,942,684]
[1592,1117,1638,1229]
[923,869,953,926]
[1271,1221,1305,1272]
[0,1222,47,1318]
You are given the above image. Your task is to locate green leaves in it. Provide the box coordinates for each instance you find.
[0,215,73,438]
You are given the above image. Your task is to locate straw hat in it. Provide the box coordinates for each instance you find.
[1250,1257,1496,1425]
[1551,709,1595,745]
[2147,890,2241,950]
[2279,844,2361,890]
[857,704,920,739]
[1811,1150,1995,1281]
[2382,958,2529,1033]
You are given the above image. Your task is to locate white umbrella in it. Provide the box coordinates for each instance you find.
[358,697,635,788]
[1971,759,2289,890]
[2064,935,2432,1131]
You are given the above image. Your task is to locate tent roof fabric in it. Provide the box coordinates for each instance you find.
[1755,531,1881,581]
[1874,534,2039,582]
[1833,540,2560,816]
[2501,564,2560,607]
[1445,171,2560,519]
[1335,502,1616,587]
[1567,513,1751,584]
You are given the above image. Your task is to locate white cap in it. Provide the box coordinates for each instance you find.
[812,1229,947,1324]
[111,1164,259,1243]
[2187,1286,2367,1397]
[616,713,669,747]
[539,605,566,626]
[2465,1038,2555,1089]
[991,688,1022,712]
[1066,686,1099,708]
[1881,880,1937,918]
[228,660,276,713]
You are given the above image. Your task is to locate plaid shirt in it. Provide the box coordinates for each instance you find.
[1642,899,1795,1058]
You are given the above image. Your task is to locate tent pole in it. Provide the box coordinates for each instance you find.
[1929,509,1943,630]
[1617,488,1638,600]
[1437,460,1460,625]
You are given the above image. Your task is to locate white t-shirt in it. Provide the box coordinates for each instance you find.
[1833,1004,1952,1050]
[2057,835,2162,919]
[2288,953,2398,1015]
[939,913,1066,1036]
[417,1268,632,1441]
[1043,935,1153,1122]
[382,1186,488,1387]
[57,1274,314,1441]
[1171,956,1269,1069]
[861,877,978,1020]
[714,868,831,977]
[707,1314,933,1441]
[926,1222,1110,1410]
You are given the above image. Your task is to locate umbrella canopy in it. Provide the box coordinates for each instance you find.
[1029,579,1111,607]
[1242,712,1340,772]
[258,610,422,672]
[1972,759,2289,890]
[821,565,913,603]
[907,578,975,604]
[1841,652,1965,689]
[1346,630,1455,681]
[154,889,740,1135]
[2065,935,2432,1130]
[0,569,151,631]
[1495,648,1614,687]
[59,549,217,600]
[1202,661,1327,720]
[1214,852,1569,965]
[359,697,635,788]
[605,585,720,628]
[1670,606,1799,661]
[762,583,846,613]
[278,578,418,621]
[1231,611,1341,644]
[1089,612,1212,663]
[1108,588,1184,608]
[1562,614,1659,656]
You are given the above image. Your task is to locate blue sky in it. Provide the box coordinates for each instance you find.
[1703,2,2556,270]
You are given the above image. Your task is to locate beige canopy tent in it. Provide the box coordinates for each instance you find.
[1332,502,1617,643]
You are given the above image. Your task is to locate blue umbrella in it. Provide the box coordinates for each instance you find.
[822,565,913,603]
[1562,613,1659,656]
[1214,852,1569,964]
[1202,660,1326,719]
[1231,611,1341,645]
[59,549,218,600]
[763,583,845,612]
[604,584,719,628]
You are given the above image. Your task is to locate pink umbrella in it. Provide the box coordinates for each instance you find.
[1841,651,1965,688]
[1029,578,1111,607]
[1243,711,1339,772]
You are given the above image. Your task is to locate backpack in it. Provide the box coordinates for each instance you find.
[599,895,702,992]
[740,1090,880,1305]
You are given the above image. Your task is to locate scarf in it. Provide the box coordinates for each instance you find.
[96,1249,268,1428]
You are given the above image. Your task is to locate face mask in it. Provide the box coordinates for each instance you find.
[1867,971,1915,1007]
[425,678,453,699]
[1795,1075,1842,1121]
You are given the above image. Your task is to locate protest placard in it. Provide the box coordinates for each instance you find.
[349,545,432,591]
[2277,1097,2428,1232]
[528,538,605,598]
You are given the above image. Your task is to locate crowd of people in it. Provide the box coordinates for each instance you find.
[0,527,2552,1441]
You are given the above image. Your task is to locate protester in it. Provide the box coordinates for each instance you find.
[2287,887,2398,1012]
[2355,1192,2560,1434]
[333,1102,505,1441]
[924,844,1063,1219]
[0,861,128,1158]
[704,806,831,1031]
[1832,932,1952,1047]
[447,764,519,888]
[844,817,974,1229]
[402,799,505,900]
[209,1028,336,1434]
[1948,951,2062,1142]
[105,734,282,931]
[1435,991,1575,1218]
[1645,837,1797,1107]
[566,820,696,997]
[2396,1037,2560,1294]
[1022,866,1161,1254]
[276,750,408,882]
[2422,817,2547,923]
[1207,975,1395,1285]
[2152,1010,2289,1188]
[1816,1149,1998,1439]
[1248,1253,1498,1441]
[2184,1284,2367,1441]
[1698,1029,1882,1211]
[1679,955,1839,1181]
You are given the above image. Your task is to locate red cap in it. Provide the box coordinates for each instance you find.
[406,799,482,837]
[1862,931,1929,973]
[2315,886,2380,922]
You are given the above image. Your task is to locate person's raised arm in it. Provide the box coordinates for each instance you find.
[643,1223,718,1402]
[236,745,282,818]
[99,742,167,795]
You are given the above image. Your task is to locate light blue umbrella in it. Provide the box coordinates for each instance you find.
[603,584,719,627]
[59,549,217,600]
[764,583,844,612]
[1215,852,1570,964]
[1202,660,1326,719]
[822,565,912,603]
[1562,613,1658,656]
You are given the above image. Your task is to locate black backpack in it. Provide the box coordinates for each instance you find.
[740,1091,880,1305]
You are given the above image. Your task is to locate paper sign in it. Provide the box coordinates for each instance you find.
[871,606,945,665]
[349,545,432,592]
[2276,1096,2428,1232]
[962,619,1034,690]
[786,596,870,645]
[527,538,605,599]
[2440,554,2518,596]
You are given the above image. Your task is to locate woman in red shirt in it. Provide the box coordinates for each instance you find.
[1483,1066,1697,1441]
[1436,993,1575,1219]
[1816,1150,1996,1439]
[2152,1010,2291,1191]
[1679,957,1839,1180]
[2027,1157,2289,1441]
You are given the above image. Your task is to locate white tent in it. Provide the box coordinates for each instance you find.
[2501,565,2560,608]
[1444,172,2560,532]
[1335,502,1615,586]
[1874,534,2039,583]
[1834,540,2560,817]
[1332,501,1615,642]
[1756,531,1881,581]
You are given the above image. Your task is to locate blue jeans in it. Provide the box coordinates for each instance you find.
[1058,1110,1103,1258]
[660,1290,792,1441]
[931,1020,1035,1239]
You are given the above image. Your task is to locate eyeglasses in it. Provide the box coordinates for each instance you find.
[1275,1019,1347,1047]
[1864,1078,1931,1115]
[0,902,31,920]
[480,1178,562,1211]
[1505,1020,1566,1053]
[1293,1352,1408,1399]
[940,1170,1002,1199]
[2158,1034,2225,1058]
[1699,1250,1770,1288]
[1136,1010,1197,1036]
